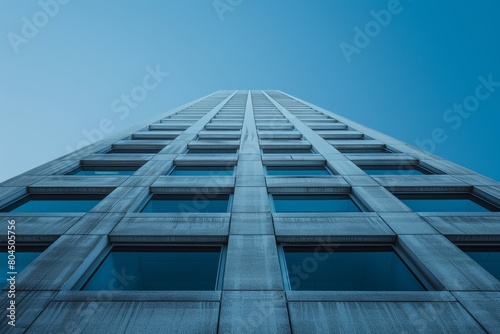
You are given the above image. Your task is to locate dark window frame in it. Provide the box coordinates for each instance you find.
[277,243,431,291]
[76,244,227,291]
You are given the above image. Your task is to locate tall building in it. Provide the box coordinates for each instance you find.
[1,90,499,333]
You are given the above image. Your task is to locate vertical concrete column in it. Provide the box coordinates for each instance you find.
[221,91,290,333]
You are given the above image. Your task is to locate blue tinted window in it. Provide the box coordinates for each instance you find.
[141,194,230,213]
[282,246,425,291]
[462,249,500,281]
[397,194,498,212]
[362,165,431,176]
[1,250,43,283]
[83,246,223,290]
[266,167,330,176]
[68,167,138,176]
[272,194,362,212]
[170,167,234,176]
[0,195,105,213]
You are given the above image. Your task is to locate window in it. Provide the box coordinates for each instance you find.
[169,166,234,176]
[1,246,45,282]
[396,193,499,212]
[140,194,230,213]
[266,166,331,176]
[67,166,139,176]
[262,148,312,154]
[360,165,433,176]
[272,194,363,212]
[460,246,500,281]
[82,246,224,291]
[0,194,106,213]
[280,245,426,291]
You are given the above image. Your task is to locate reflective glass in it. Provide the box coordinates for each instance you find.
[362,165,431,176]
[141,194,229,213]
[0,195,105,213]
[83,247,222,290]
[463,250,500,280]
[397,194,498,212]
[283,246,425,291]
[272,195,361,212]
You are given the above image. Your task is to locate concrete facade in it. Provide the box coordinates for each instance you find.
[1,90,499,333]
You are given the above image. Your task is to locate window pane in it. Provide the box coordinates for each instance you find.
[283,246,425,291]
[170,167,233,176]
[266,167,330,176]
[141,194,229,213]
[273,195,361,212]
[397,194,498,212]
[362,165,430,176]
[68,167,138,176]
[83,247,222,290]
[1,195,105,213]
[463,250,500,281]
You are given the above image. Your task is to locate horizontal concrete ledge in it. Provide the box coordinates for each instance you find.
[418,212,500,217]
[273,212,379,219]
[424,216,500,237]
[374,175,471,193]
[315,130,362,139]
[112,140,171,149]
[0,212,85,217]
[132,131,182,139]
[328,140,384,149]
[286,291,455,302]
[262,154,324,165]
[267,177,350,193]
[187,140,240,149]
[151,176,235,193]
[197,131,241,139]
[81,155,152,165]
[29,176,126,193]
[111,216,230,237]
[125,212,231,219]
[276,235,396,243]
[274,215,394,238]
[259,140,311,149]
[446,235,500,243]
[347,155,417,165]
[55,291,222,302]
[0,234,60,243]
[174,155,237,166]
[109,235,228,243]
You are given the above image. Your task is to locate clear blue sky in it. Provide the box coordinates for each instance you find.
[1,0,499,182]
